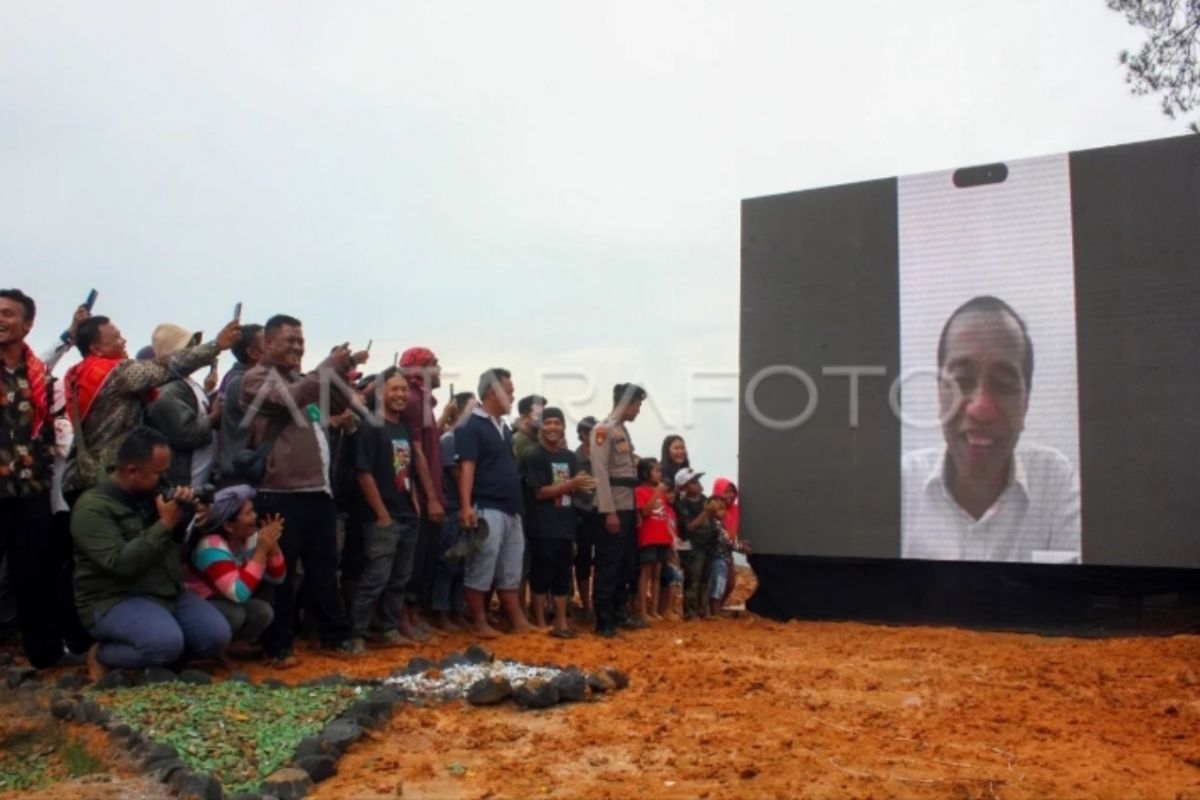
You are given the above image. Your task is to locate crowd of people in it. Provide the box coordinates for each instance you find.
[0,288,748,675]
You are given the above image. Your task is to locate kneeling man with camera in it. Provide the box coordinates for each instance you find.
[71,426,231,675]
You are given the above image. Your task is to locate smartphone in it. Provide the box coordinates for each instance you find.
[366,339,373,352]
[189,331,203,347]
[233,301,242,322]
[84,289,98,312]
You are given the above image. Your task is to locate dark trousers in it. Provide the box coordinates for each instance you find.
[0,495,91,667]
[339,500,369,581]
[592,510,638,631]
[573,512,603,591]
[350,518,418,637]
[257,492,350,656]
[682,548,714,617]
[406,514,443,610]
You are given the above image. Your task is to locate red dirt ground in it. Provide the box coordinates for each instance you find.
[231,574,1200,800]
[6,571,1200,799]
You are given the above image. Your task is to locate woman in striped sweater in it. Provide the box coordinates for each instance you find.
[186,484,286,657]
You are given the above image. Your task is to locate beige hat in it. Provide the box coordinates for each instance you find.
[151,323,194,358]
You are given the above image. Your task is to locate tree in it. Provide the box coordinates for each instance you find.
[1109,0,1200,132]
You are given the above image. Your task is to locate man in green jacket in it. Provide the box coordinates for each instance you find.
[71,426,230,675]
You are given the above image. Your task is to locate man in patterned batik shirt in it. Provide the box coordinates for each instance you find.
[0,289,90,667]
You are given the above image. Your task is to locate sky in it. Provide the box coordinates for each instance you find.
[0,1,1185,483]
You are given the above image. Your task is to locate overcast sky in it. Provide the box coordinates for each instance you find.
[0,1,1183,483]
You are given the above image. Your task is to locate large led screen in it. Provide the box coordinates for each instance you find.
[739,134,1200,569]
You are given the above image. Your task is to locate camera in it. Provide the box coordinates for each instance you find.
[161,483,216,507]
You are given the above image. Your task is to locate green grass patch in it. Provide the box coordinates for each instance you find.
[95,681,361,794]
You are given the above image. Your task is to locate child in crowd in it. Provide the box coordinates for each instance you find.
[708,499,750,616]
[673,467,719,620]
[658,479,683,620]
[634,459,673,624]
[711,477,742,605]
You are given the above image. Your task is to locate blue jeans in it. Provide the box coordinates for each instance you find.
[88,591,231,669]
[432,515,465,614]
[350,517,419,638]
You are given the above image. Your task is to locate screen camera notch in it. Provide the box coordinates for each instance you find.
[952,163,1008,188]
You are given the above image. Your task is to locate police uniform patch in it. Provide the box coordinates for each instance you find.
[594,425,607,446]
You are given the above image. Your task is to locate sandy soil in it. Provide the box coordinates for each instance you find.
[221,574,1200,800]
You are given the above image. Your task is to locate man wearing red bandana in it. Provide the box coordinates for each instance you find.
[0,289,91,668]
[398,347,447,633]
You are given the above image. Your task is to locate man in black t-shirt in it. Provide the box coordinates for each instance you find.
[521,407,594,638]
[349,367,423,650]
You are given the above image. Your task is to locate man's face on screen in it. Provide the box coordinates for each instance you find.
[938,309,1028,484]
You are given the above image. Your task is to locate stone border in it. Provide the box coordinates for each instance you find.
[5,643,630,799]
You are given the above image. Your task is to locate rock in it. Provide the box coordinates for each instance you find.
[228,671,253,684]
[514,678,560,710]
[179,668,212,686]
[294,736,337,760]
[106,723,133,741]
[295,754,338,783]
[50,698,78,720]
[178,773,224,800]
[343,699,390,729]
[229,794,264,800]
[77,699,104,723]
[56,673,89,691]
[166,767,193,794]
[261,766,314,800]
[140,743,179,770]
[550,671,588,703]
[465,676,512,706]
[439,652,472,670]
[94,670,132,690]
[366,686,401,706]
[601,667,630,689]
[463,644,494,664]
[139,666,178,685]
[147,758,188,783]
[403,657,436,675]
[319,719,364,753]
[586,671,617,694]
[4,665,37,689]
[122,732,145,752]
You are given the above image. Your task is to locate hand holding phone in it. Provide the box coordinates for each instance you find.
[233,302,242,322]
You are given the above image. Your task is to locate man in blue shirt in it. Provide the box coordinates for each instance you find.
[455,368,532,639]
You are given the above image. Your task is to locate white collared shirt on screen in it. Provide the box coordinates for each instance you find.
[901,443,1081,564]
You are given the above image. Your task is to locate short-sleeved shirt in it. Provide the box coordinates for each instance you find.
[440,430,460,512]
[635,485,675,548]
[522,445,579,541]
[355,416,418,520]
[900,444,1081,563]
[675,493,717,552]
[455,409,522,514]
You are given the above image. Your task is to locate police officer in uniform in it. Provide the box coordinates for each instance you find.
[589,383,647,638]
